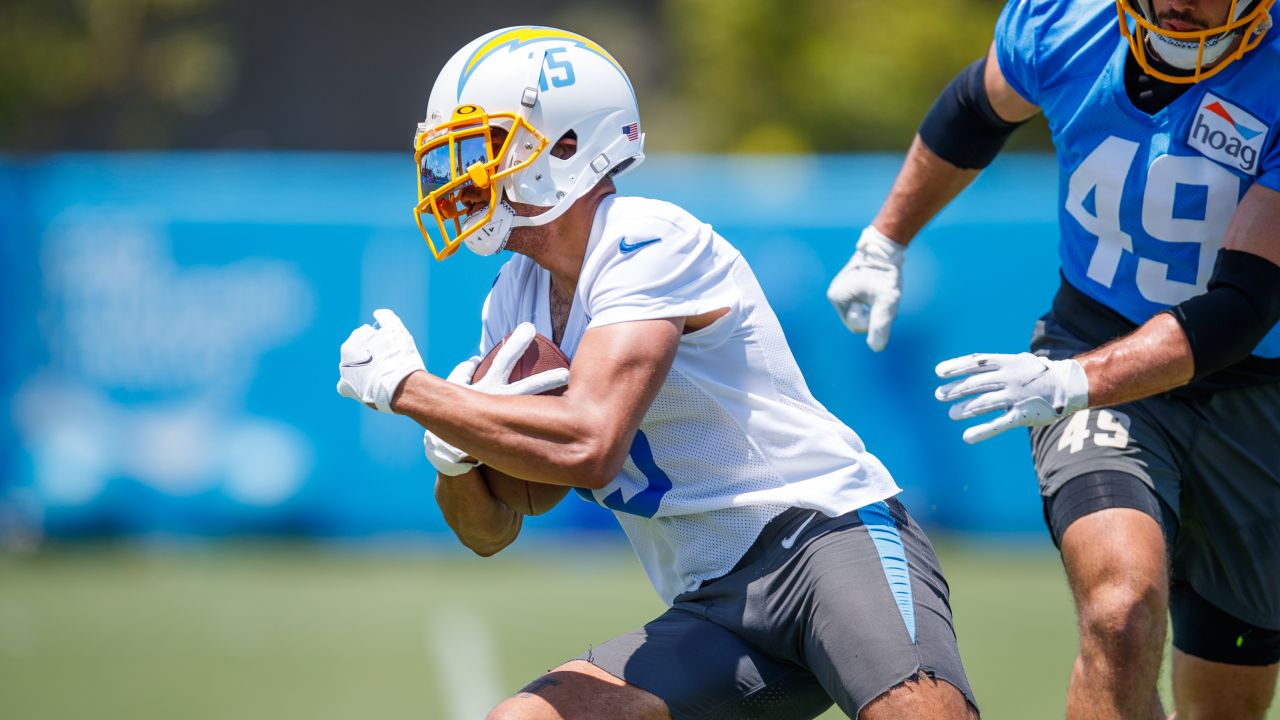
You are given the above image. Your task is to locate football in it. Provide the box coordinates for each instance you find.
[472,331,572,515]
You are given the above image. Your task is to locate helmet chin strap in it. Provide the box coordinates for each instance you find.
[460,156,617,257]
[458,185,579,258]
[461,52,636,258]
[507,132,636,228]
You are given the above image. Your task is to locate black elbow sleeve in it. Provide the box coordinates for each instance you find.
[1168,249,1280,380]
[918,57,1025,170]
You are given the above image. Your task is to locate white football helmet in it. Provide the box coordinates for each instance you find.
[413,26,645,259]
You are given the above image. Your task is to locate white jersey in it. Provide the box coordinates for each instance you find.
[479,195,901,604]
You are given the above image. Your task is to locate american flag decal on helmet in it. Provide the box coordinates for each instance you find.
[622,122,640,141]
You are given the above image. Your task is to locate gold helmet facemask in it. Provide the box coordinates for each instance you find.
[412,104,549,260]
[1117,0,1276,83]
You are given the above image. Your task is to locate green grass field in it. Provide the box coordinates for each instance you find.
[0,540,1274,719]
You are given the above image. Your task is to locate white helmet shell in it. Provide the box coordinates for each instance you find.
[423,27,644,240]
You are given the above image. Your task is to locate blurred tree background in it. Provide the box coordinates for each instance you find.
[0,0,1048,153]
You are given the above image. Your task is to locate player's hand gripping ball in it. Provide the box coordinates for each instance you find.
[469,323,571,398]
[431,322,572,514]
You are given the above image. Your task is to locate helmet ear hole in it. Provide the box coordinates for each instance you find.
[550,130,578,160]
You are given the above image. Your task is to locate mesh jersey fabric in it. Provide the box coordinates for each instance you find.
[478,195,902,604]
[995,0,1280,358]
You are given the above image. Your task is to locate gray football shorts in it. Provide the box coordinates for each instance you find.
[576,499,977,720]
[1030,315,1280,631]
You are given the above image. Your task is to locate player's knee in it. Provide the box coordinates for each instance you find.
[1079,580,1166,655]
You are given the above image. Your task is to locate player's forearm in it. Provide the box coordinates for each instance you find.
[435,468,522,556]
[1075,313,1194,407]
[872,136,980,244]
[393,372,618,489]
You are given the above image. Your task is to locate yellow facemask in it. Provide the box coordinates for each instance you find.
[412,104,549,260]
[1116,0,1276,83]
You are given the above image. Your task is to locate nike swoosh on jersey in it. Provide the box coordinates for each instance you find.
[341,354,374,367]
[780,512,818,550]
[618,237,662,254]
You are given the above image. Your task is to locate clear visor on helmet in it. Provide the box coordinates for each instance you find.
[412,106,548,260]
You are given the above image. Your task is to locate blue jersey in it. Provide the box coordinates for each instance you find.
[996,0,1280,358]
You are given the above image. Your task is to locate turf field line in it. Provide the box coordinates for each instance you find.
[425,603,503,718]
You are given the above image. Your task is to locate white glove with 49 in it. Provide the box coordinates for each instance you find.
[336,309,424,413]
[935,352,1090,444]
[827,225,907,352]
[422,322,570,476]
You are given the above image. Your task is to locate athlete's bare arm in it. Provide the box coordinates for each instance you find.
[397,314,678,504]
[433,466,524,556]
[406,318,683,554]
[874,44,1040,244]
[1078,183,1280,406]
[1073,314,1193,407]
[1224,184,1280,267]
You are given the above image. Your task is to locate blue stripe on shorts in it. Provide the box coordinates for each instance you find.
[857,501,916,643]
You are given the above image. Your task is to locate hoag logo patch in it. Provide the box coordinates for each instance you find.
[1188,93,1268,175]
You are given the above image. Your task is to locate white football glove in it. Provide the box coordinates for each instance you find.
[336,308,425,413]
[422,355,486,477]
[422,323,569,475]
[462,322,570,397]
[827,225,907,352]
[935,352,1090,444]
[423,429,477,477]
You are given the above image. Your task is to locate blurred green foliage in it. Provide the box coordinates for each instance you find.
[651,0,1047,152]
[0,0,232,149]
[0,0,1050,151]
